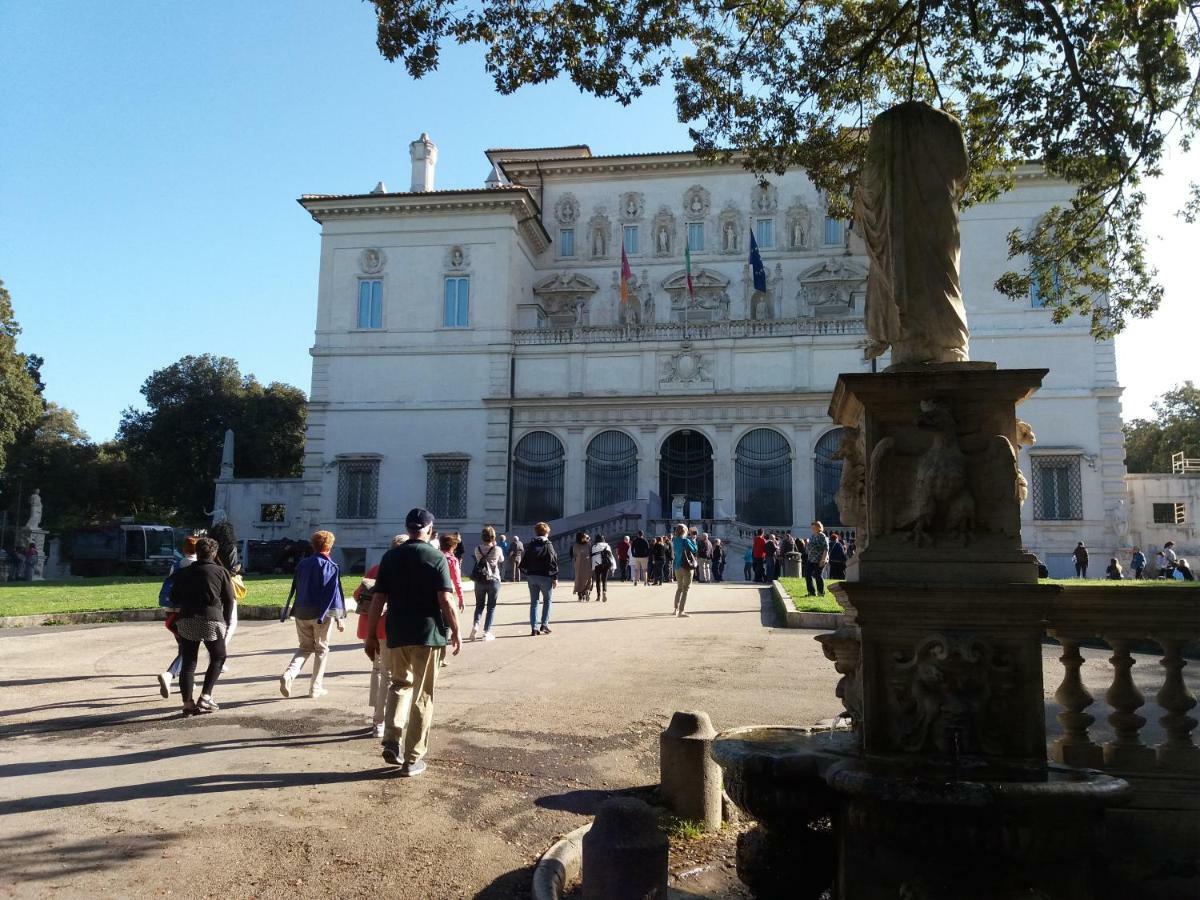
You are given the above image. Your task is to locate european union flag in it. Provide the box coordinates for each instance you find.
[749,230,767,292]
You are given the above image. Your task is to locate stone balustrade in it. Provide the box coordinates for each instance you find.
[1046,586,1200,775]
[513,316,865,345]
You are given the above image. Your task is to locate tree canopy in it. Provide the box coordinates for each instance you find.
[118,355,307,524]
[0,279,44,471]
[371,0,1200,336]
[1124,381,1200,473]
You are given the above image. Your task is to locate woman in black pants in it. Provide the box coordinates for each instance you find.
[169,536,235,716]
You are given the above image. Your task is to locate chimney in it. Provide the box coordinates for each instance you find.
[409,133,437,192]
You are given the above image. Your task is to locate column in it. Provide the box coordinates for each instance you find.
[793,423,815,529]
[565,426,586,516]
[638,425,659,520]
[713,424,734,520]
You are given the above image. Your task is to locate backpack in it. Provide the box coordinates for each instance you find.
[600,547,615,570]
[157,566,178,608]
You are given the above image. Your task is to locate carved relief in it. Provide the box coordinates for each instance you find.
[555,193,580,226]
[587,209,612,258]
[786,200,814,250]
[683,185,711,219]
[532,272,599,326]
[743,262,784,320]
[619,191,644,222]
[833,425,867,527]
[752,182,778,214]
[797,257,867,317]
[889,633,1017,756]
[360,248,386,274]
[661,268,731,322]
[718,202,743,254]
[661,343,712,383]
[651,206,676,257]
[446,244,469,271]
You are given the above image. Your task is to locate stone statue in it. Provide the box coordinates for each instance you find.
[723,220,737,252]
[657,225,670,254]
[644,290,655,323]
[833,429,866,526]
[1109,497,1130,544]
[792,218,807,249]
[855,101,971,365]
[25,489,42,531]
[593,227,607,257]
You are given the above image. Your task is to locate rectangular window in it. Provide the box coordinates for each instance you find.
[559,228,575,257]
[357,279,383,329]
[623,225,639,255]
[426,457,469,519]
[443,277,470,328]
[1031,455,1083,520]
[336,459,379,519]
[755,218,775,249]
[1152,502,1187,525]
[687,222,704,252]
[824,217,843,246]
[259,503,286,523]
[1030,265,1062,308]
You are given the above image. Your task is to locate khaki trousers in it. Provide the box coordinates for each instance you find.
[383,644,440,764]
[674,567,693,612]
[283,617,333,694]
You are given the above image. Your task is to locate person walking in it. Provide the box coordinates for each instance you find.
[362,508,461,776]
[743,545,754,581]
[712,538,726,582]
[520,521,558,635]
[591,533,614,602]
[571,532,592,600]
[671,524,698,616]
[507,534,524,583]
[650,536,667,586]
[469,526,504,641]
[438,532,466,666]
[805,522,830,597]
[1073,542,1089,579]
[828,532,848,580]
[156,535,198,698]
[168,537,234,716]
[616,535,631,582]
[1130,547,1146,580]
[697,532,713,583]
[630,530,650,586]
[279,530,347,700]
[358,535,406,737]
[752,529,767,583]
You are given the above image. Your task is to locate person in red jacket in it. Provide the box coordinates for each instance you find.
[752,529,767,583]
[357,535,406,737]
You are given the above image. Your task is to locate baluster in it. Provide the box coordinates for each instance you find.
[1155,637,1200,771]
[1049,637,1103,767]
[1103,637,1157,769]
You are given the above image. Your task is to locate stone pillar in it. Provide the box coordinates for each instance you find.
[713,424,734,521]
[660,710,722,831]
[565,426,586,516]
[582,797,669,899]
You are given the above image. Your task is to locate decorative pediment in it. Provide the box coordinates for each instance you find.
[555,193,580,225]
[683,185,711,220]
[797,256,868,316]
[662,268,732,321]
[533,272,600,325]
[619,191,644,222]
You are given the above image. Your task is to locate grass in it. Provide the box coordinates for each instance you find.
[1043,577,1197,588]
[777,577,843,613]
[0,574,362,617]
[659,814,707,841]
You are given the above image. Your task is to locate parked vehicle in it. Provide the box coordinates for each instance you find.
[69,523,177,576]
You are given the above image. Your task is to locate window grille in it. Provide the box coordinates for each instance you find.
[658,430,714,518]
[1031,455,1083,520]
[337,459,379,519]
[736,428,792,525]
[586,431,638,510]
[813,428,844,527]
[512,432,564,524]
[259,503,286,523]
[1152,502,1187,525]
[426,457,468,519]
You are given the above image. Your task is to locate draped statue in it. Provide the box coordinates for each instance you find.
[855,101,971,365]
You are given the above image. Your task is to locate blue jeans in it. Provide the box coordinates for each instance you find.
[527,575,553,629]
[474,579,500,631]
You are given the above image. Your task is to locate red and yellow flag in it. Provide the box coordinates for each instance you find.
[620,246,633,306]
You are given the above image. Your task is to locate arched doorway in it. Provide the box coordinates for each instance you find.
[659,430,714,518]
[512,431,565,524]
[736,428,793,525]
[813,428,844,527]
[585,430,638,510]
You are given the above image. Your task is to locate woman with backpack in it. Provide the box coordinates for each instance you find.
[591,533,614,602]
[571,532,592,601]
[469,526,504,641]
[520,521,558,635]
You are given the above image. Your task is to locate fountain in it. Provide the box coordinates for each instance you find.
[711,101,1130,900]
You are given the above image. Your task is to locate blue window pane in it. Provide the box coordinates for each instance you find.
[370,280,382,328]
[456,278,469,326]
[824,217,843,246]
[560,228,574,257]
[623,225,638,255]
[444,277,469,327]
[756,219,774,249]
[687,223,704,252]
[443,280,456,326]
[358,280,382,329]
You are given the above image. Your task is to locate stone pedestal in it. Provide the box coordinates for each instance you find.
[660,710,722,831]
[829,364,1046,585]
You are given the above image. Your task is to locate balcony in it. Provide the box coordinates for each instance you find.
[512,316,866,346]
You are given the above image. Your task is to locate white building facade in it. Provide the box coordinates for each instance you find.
[222,140,1138,575]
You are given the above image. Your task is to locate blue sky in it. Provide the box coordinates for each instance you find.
[2,1,1196,442]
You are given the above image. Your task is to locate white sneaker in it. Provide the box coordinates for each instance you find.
[468,624,480,641]
[309,686,328,699]
[372,722,385,738]
[279,674,294,698]
[157,672,171,699]
[483,631,496,642]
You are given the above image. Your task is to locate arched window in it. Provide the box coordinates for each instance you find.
[736,428,792,525]
[659,430,714,518]
[512,431,564,524]
[813,428,844,527]
[586,431,638,511]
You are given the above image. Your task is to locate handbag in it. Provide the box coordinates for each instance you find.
[681,546,698,570]
[231,573,247,601]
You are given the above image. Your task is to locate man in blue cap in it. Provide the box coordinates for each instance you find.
[363,507,462,776]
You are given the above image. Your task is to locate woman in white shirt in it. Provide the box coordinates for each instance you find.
[590,533,614,603]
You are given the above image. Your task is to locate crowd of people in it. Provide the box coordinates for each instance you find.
[1096,540,1195,581]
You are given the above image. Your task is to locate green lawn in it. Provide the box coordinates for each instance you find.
[777,577,843,613]
[0,574,363,617]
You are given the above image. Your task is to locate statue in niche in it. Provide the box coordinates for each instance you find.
[718,291,731,319]
[723,220,738,252]
[644,290,655,323]
[855,101,971,365]
[792,218,807,249]
[752,292,771,321]
[657,224,671,254]
[689,192,706,216]
[625,195,640,219]
[450,246,464,268]
[593,226,607,257]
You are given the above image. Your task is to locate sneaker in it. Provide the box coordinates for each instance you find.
[309,687,329,699]
[220,664,232,674]
[468,624,480,641]
[602,593,608,602]
[279,674,294,698]
[539,625,551,635]
[157,672,171,699]
[483,631,496,642]
[197,696,220,713]
[372,722,385,739]
[381,741,402,766]
[400,759,427,777]
[531,629,540,637]
[678,611,690,618]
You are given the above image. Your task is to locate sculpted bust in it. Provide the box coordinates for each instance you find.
[855,101,971,365]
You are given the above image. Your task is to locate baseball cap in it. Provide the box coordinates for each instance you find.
[405,507,434,528]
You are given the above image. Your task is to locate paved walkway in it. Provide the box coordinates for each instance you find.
[0,581,835,898]
[1,580,1191,898]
